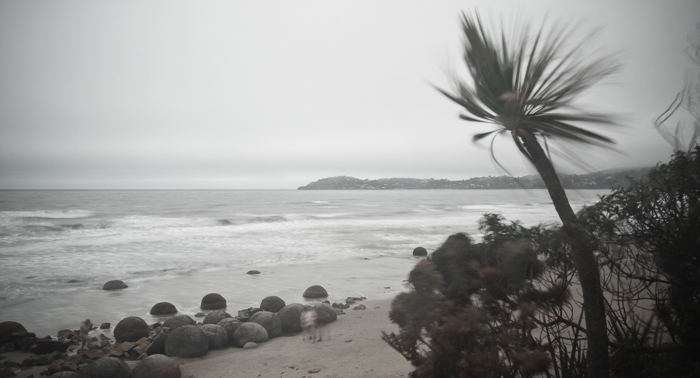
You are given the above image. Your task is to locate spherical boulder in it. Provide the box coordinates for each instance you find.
[150,302,177,315]
[102,280,128,290]
[200,293,226,310]
[164,325,208,358]
[233,322,269,347]
[412,246,428,256]
[82,357,130,378]
[199,324,228,350]
[250,311,282,338]
[0,321,27,347]
[161,315,195,331]
[202,310,232,325]
[277,303,305,333]
[217,318,242,344]
[302,285,328,298]
[313,303,338,323]
[260,296,285,312]
[132,354,181,378]
[114,316,149,343]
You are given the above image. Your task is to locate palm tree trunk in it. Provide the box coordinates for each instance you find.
[516,129,609,378]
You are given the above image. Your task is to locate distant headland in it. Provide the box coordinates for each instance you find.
[297,168,650,190]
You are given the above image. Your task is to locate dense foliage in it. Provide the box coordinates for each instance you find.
[385,146,700,377]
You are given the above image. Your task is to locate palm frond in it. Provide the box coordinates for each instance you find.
[437,11,618,170]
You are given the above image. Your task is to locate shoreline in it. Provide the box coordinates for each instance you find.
[178,298,412,378]
[2,298,413,378]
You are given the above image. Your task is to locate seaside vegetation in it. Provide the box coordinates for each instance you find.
[383,146,700,377]
[436,12,618,377]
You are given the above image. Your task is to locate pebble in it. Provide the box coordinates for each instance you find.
[243,342,258,349]
[308,368,321,374]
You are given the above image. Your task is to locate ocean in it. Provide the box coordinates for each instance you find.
[0,189,607,337]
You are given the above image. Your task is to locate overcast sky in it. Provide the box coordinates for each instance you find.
[1,1,698,189]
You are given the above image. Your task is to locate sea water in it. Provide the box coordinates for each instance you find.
[0,189,606,336]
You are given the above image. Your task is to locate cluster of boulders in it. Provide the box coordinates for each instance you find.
[0,283,359,378]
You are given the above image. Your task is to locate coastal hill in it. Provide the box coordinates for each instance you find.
[298,168,650,190]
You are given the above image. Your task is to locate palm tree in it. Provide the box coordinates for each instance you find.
[438,12,617,378]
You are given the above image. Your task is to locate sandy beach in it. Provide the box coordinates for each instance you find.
[1,298,413,378]
[177,298,412,378]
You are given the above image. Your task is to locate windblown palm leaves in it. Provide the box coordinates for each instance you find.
[438,12,618,166]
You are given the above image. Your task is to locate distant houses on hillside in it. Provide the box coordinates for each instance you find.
[297,168,650,190]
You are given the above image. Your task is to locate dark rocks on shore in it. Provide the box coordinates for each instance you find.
[260,296,285,312]
[217,318,242,344]
[237,307,262,322]
[165,325,208,358]
[202,310,232,325]
[233,322,269,347]
[102,280,128,290]
[161,315,195,331]
[149,302,177,315]
[250,311,282,338]
[0,321,27,349]
[412,246,428,256]
[199,324,228,350]
[246,270,261,275]
[277,303,305,333]
[131,354,181,378]
[200,293,226,310]
[82,357,130,378]
[312,303,338,323]
[32,339,70,354]
[114,316,149,343]
[302,285,328,298]
[146,333,168,356]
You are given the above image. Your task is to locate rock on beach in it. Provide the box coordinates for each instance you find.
[302,285,328,298]
[260,295,286,312]
[113,316,149,343]
[202,310,232,325]
[277,303,305,333]
[165,325,208,358]
[149,302,178,315]
[200,293,227,310]
[82,357,130,378]
[131,354,181,378]
[161,315,195,331]
[102,280,128,290]
[250,311,282,338]
[233,322,269,347]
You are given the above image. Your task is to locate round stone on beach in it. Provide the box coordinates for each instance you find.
[149,302,177,315]
[233,322,269,347]
[217,318,242,344]
[202,310,232,325]
[132,354,181,378]
[102,280,128,290]
[277,303,305,333]
[250,311,282,338]
[82,357,131,378]
[161,315,195,331]
[246,270,261,275]
[302,285,328,298]
[199,324,228,350]
[0,321,27,347]
[260,295,286,312]
[243,342,257,349]
[114,316,150,343]
[313,303,338,323]
[200,293,226,310]
[413,246,428,256]
[165,325,208,358]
